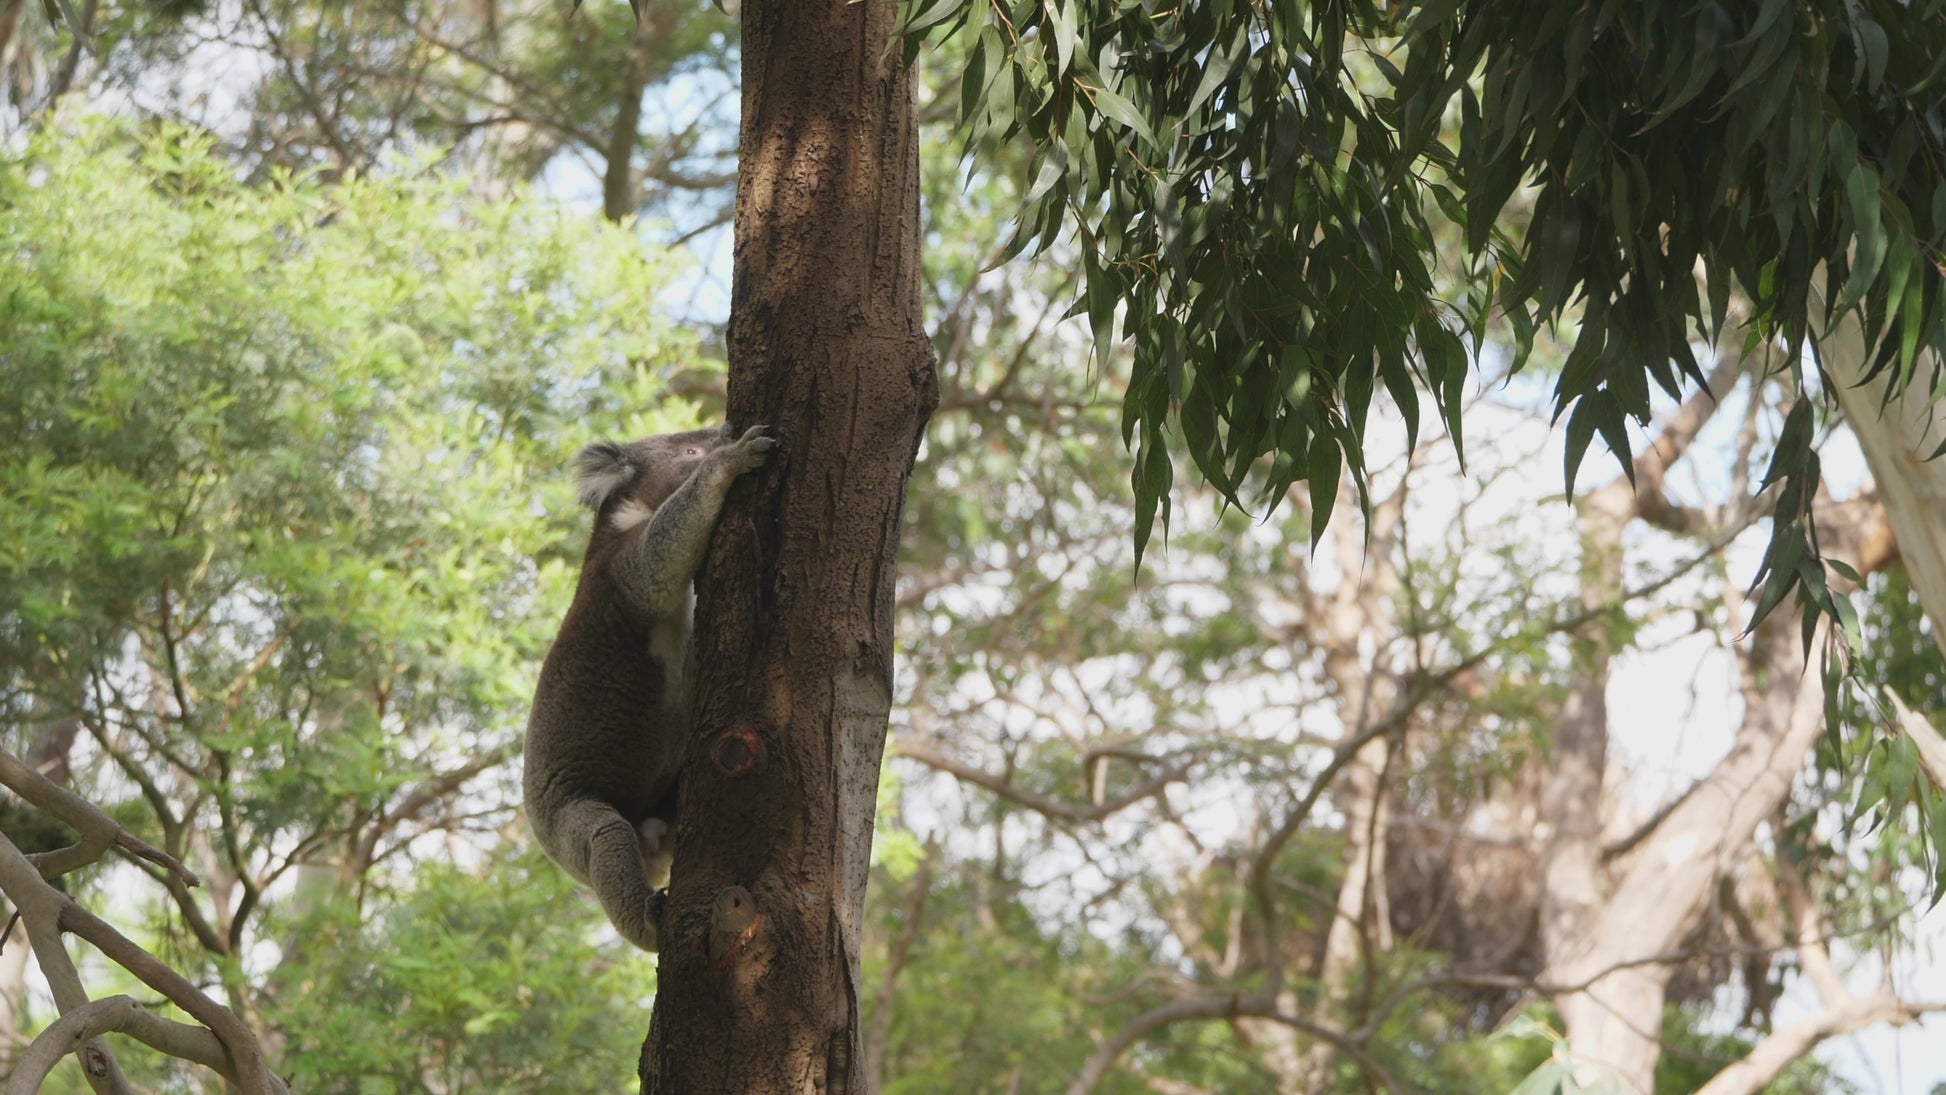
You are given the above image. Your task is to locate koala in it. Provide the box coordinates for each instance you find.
[522,423,775,952]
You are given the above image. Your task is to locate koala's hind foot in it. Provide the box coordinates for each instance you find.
[637,817,675,891]
[554,800,670,952]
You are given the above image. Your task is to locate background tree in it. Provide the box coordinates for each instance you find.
[0,118,706,1091]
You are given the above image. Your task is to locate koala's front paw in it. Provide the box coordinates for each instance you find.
[721,424,777,476]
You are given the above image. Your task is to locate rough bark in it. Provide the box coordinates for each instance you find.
[635,0,936,1088]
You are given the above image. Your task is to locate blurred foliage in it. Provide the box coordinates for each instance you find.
[263,853,650,1093]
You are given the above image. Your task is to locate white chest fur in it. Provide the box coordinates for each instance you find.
[650,586,695,715]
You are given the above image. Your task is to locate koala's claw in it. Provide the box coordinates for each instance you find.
[728,425,778,468]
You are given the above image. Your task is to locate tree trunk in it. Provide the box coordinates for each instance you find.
[635,0,936,1089]
[1541,485,1663,1092]
[1822,325,1946,657]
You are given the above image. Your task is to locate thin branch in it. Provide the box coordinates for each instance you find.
[349,747,512,873]
[1064,992,1397,1095]
[894,736,1193,823]
[246,0,361,170]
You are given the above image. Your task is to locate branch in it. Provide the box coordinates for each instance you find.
[2,994,246,1095]
[5,995,138,1095]
[0,749,199,887]
[1626,350,1745,534]
[349,748,512,873]
[0,826,283,1092]
[893,736,1192,823]
[246,0,361,170]
[601,18,653,221]
[1690,994,1946,1095]
[1064,992,1397,1095]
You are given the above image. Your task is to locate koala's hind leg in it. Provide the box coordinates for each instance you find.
[554,799,668,952]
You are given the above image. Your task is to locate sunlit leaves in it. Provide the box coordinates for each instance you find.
[0,118,706,990]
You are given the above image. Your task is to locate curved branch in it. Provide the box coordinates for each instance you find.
[1064,992,1397,1095]
[0,749,199,887]
[0,828,284,1093]
[1691,995,1946,1095]
[5,995,138,1095]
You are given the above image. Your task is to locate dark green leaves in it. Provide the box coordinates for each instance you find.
[904,0,1946,652]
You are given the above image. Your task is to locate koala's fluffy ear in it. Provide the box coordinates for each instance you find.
[573,441,638,509]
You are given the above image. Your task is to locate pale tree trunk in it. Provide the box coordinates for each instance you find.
[1820,315,1946,655]
[1542,478,1897,1091]
[1548,610,1831,1091]
[1271,488,1406,1087]
[1535,357,1783,1091]
[635,0,936,1087]
[1541,485,1652,1089]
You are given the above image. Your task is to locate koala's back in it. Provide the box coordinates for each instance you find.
[523,563,687,830]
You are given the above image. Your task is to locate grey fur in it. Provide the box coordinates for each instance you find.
[523,424,775,951]
[573,441,638,509]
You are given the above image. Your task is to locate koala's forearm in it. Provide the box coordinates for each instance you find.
[611,463,737,620]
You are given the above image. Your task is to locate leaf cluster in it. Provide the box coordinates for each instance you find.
[906,0,1946,647]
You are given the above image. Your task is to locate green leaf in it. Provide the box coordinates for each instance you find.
[1508,1060,1569,1095]
[1049,0,1078,76]
[1087,84,1158,148]
[1758,398,1812,489]
[1187,29,1247,116]
[900,0,968,38]
[1307,429,1341,553]
[1562,395,1598,498]
[1854,17,1888,90]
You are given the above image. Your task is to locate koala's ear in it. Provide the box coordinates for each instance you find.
[573,441,638,509]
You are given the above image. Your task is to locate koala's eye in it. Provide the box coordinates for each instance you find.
[685,446,704,456]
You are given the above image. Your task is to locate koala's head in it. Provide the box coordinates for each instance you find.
[573,427,725,532]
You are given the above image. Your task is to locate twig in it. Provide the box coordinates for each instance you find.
[894,735,1193,823]
[1064,992,1397,1095]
